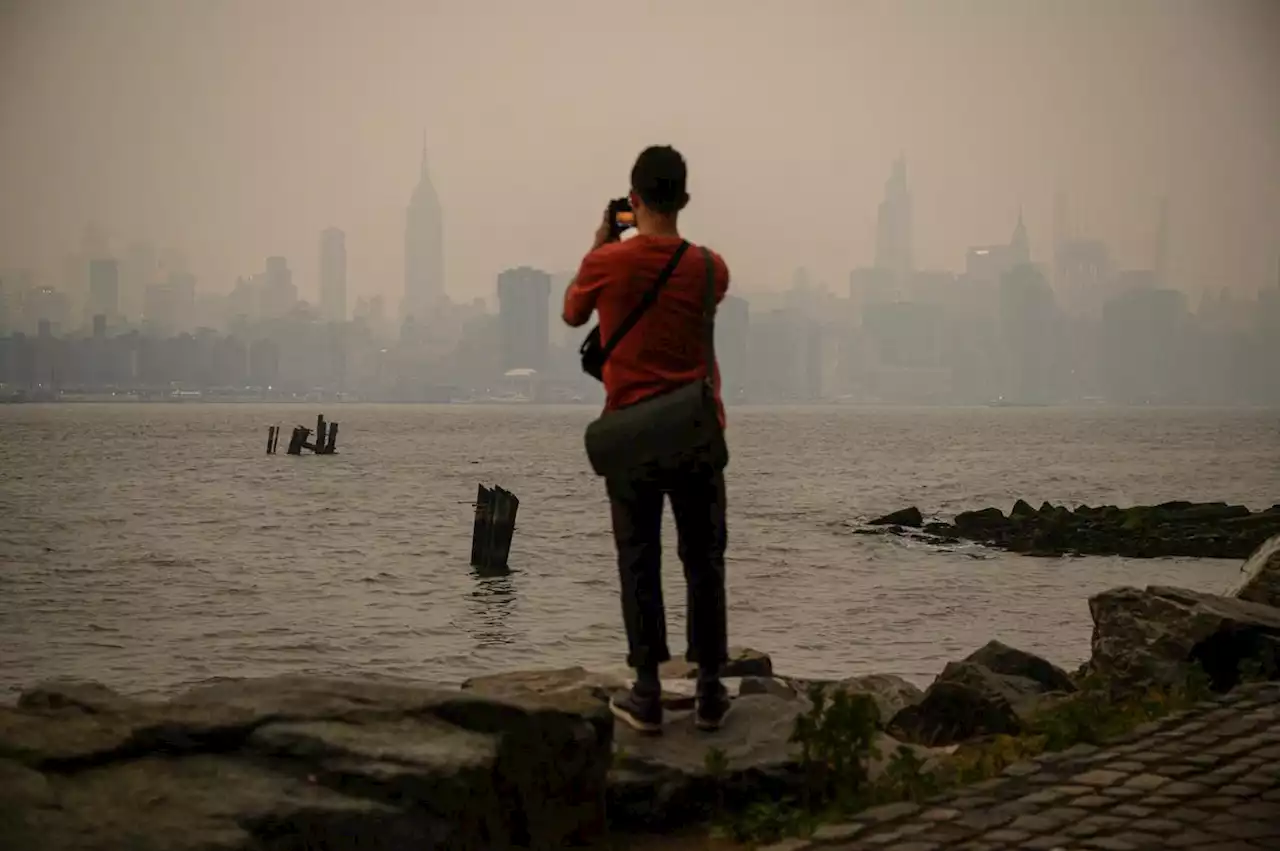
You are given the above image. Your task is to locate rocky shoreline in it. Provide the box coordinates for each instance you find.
[3,538,1278,850]
[866,500,1280,559]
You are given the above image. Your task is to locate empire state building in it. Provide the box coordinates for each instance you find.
[403,137,444,324]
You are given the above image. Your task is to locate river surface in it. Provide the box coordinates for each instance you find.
[1,403,1277,700]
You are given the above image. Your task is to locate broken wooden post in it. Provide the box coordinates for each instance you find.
[266,425,277,455]
[314,414,326,454]
[270,425,281,454]
[470,484,519,574]
[286,426,309,455]
[470,484,491,567]
[324,422,339,454]
[489,486,520,570]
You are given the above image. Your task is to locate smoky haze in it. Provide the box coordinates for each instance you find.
[1,0,1278,302]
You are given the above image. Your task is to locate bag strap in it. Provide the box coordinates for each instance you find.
[599,240,690,365]
[699,246,718,384]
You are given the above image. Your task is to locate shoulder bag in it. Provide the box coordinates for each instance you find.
[578,241,690,382]
[583,245,728,478]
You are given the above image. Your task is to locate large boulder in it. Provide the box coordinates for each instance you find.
[965,639,1077,693]
[1233,534,1280,608]
[0,675,611,851]
[887,643,1074,747]
[1088,585,1280,693]
[785,674,925,726]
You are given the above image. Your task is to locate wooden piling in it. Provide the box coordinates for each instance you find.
[271,425,280,454]
[489,487,520,570]
[470,484,491,567]
[266,425,276,455]
[324,422,339,454]
[470,485,519,574]
[314,414,326,455]
[286,426,309,455]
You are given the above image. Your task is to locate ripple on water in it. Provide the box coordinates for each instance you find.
[0,403,1276,698]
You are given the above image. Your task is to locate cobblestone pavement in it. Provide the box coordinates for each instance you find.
[766,681,1280,851]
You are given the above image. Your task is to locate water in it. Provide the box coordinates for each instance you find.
[1,404,1277,700]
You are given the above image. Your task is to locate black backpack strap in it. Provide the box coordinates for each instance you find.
[598,240,690,364]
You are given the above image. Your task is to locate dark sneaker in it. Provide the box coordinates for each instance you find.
[695,683,732,731]
[610,688,663,734]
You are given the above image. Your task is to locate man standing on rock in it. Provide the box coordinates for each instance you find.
[562,145,732,734]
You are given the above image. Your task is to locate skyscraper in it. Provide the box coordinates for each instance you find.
[319,227,347,322]
[404,135,444,324]
[88,258,120,324]
[1010,206,1030,266]
[874,156,913,282]
[260,256,297,319]
[496,266,551,373]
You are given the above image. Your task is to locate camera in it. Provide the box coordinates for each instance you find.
[608,196,636,239]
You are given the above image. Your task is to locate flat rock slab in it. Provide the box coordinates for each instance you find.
[0,674,612,851]
[609,694,941,833]
[798,680,1280,850]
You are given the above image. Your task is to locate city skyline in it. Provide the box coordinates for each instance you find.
[1,1,1277,306]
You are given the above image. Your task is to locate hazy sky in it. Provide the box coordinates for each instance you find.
[1,0,1277,306]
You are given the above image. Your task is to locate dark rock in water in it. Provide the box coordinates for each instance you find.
[954,507,1007,532]
[1010,499,1037,518]
[0,675,611,851]
[887,659,1060,747]
[870,506,923,528]
[1234,534,1280,608]
[895,500,1280,559]
[1087,585,1280,694]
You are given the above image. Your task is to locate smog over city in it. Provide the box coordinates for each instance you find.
[5,6,1280,848]
[0,0,1276,404]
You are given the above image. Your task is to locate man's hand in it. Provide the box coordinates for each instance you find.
[591,206,614,251]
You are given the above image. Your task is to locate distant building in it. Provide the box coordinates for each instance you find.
[260,256,297,319]
[404,136,444,324]
[226,275,259,325]
[1055,238,1111,316]
[319,227,347,323]
[88,259,120,325]
[849,266,898,312]
[23,286,71,335]
[747,308,820,402]
[965,209,1031,284]
[123,241,156,322]
[143,272,196,334]
[874,156,913,283]
[497,266,551,373]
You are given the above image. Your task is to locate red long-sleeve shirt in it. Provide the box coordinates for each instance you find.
[563,234,730,426]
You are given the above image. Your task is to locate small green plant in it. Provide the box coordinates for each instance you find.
[789,684,880,811]
[1027,666,1210,751]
